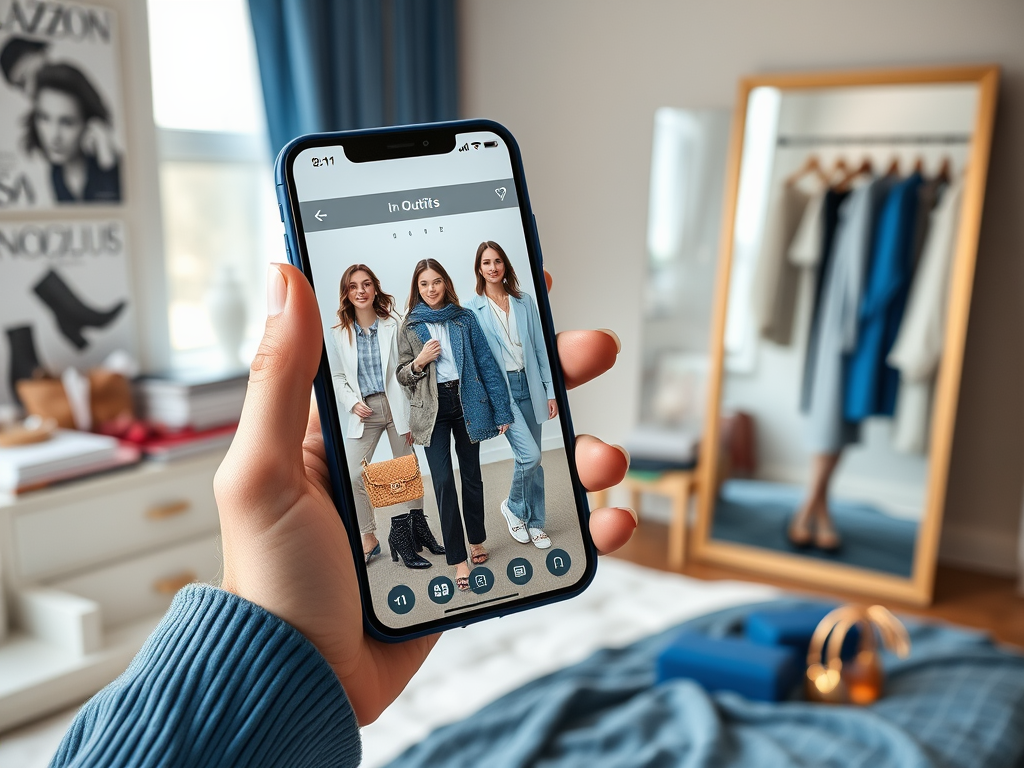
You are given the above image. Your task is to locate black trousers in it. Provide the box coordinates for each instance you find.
[423,383,485,565]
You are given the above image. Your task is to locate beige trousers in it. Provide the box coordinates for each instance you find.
[346,393,423,534]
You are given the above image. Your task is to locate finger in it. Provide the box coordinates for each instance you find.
[575,434,628,491]
[589,507,638,554]
[543,270,553,292]
[557,330,619,389]
[216,264,323,515]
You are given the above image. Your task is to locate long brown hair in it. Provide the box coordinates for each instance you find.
[407,259,460,311]
[334,263,395,339]
[474,241,522,299]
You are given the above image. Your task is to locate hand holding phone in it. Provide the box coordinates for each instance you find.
[275,120,616,642]
[215,261,631,724]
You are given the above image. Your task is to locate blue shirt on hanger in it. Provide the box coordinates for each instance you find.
[844,172,923,422]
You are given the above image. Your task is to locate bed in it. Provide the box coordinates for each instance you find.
[4,559,1023,768]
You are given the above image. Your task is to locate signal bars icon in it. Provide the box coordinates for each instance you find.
[458,142,469,152]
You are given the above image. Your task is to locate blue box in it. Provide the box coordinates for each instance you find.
[745,607,859,659]
[656,632,802,702]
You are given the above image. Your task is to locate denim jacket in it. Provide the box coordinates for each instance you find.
[397,308,514,446]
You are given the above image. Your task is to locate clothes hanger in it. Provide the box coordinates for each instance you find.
[913,156,925,174]
[936,156,951,183]
[835,157,873,191]
[886,155,901,176]
[786,154,829,186]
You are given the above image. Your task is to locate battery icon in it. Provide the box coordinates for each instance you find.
[483,141,498,148]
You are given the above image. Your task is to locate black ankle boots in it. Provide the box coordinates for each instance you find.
[33,269,125,350]
[410,508,446,555]
[389,513,431,569]
[388,509,446,568]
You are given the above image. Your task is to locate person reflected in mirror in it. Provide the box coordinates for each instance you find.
[397,259,513,591]
[22,62,121,203]
[330,264,437,566]
[788,452,842,551]
[468,241,557,550]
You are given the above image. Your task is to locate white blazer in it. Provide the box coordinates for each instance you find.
[330,315,411,439]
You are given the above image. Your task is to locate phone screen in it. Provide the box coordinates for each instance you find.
[285,126,592,633]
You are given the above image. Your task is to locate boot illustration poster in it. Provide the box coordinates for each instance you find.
[0,1,126,210]
[0,219,134,405]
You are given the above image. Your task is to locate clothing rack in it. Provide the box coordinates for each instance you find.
[776,134,971,147]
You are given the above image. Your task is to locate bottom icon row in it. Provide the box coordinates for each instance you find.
[386,549,572,614]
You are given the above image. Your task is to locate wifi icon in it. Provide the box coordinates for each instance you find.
[458,143,469,152]
[471,142,481,149]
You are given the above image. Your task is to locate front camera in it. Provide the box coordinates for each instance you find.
[422,140,430,146]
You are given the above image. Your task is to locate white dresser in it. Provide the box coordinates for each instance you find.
[0,450,225,732]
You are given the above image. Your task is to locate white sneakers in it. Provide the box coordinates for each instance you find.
[501,499,551,548]
[528,528,551,549]
[500,499,530,543]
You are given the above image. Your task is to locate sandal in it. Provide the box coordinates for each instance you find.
[456,575,470,591]
[470,545,489,565]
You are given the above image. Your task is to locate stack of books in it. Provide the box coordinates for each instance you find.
[0,430,139,495]
[136,370,248,431]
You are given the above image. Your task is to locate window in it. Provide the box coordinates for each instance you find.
[147,0,279,367]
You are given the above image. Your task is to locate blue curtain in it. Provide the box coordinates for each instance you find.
[247,0,458,157]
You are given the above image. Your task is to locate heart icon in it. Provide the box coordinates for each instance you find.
[495,187,507,201]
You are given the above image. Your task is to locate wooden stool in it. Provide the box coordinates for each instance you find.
[590,469,697,570]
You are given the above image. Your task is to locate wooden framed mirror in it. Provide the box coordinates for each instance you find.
[692,66,999,605]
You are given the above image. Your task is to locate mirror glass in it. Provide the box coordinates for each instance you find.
[708,80,981,581]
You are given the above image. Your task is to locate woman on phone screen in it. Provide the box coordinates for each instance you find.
[397,259,513,591]
[330,264,443,568]
[468,241,557,549]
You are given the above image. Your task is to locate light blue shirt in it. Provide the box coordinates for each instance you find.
[426,322,459,383]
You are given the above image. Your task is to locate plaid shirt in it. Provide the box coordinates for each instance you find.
[355,319,386,398]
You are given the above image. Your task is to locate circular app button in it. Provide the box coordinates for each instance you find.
[427,575,455,604]
[469,566,494,594]
[506,557,533,586]
[387,584,415,614]
[545,549,572,577]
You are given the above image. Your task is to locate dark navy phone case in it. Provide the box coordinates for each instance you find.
[274,119,596,642]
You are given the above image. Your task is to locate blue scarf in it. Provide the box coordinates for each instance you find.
[407,301,467,342]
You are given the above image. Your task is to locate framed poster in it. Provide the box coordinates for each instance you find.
[0,1,126,210]
[0,218,134,404]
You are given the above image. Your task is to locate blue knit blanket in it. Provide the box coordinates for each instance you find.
[385,600,1024,768]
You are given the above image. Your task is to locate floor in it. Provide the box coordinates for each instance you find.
[610,518,1024,649]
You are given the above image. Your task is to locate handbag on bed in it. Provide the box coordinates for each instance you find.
[361,453,423,508]
[805,604,910,704]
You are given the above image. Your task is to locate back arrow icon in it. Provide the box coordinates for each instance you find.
[315,209,326,222]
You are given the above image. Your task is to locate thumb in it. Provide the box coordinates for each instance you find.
[217,263,324,514]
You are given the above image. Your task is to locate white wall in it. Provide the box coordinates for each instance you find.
[459,0,1024,574]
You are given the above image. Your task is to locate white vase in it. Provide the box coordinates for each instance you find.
[205,265,248,370]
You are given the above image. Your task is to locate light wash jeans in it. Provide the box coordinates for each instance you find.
[503,369,545,529]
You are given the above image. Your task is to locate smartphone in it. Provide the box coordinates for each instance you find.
[275,120,596,641]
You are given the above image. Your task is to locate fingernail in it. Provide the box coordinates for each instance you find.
[613,444,631,467]
[598,328,621,353]
[267,264,286,317]
[617,507,639,526]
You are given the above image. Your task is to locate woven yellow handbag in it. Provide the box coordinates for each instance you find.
[361,453,424,508]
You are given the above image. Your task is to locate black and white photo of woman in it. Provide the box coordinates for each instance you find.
[22,61,121,203]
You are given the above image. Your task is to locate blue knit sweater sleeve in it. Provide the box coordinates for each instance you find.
[50,584,361,768]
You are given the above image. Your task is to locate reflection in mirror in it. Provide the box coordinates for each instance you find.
[635,109,729,457]
[707,78,987,587]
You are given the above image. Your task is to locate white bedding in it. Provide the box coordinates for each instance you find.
[0,559,780,768]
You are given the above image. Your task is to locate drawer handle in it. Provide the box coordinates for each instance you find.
[146,500,192,520]
[153,571,198,595]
